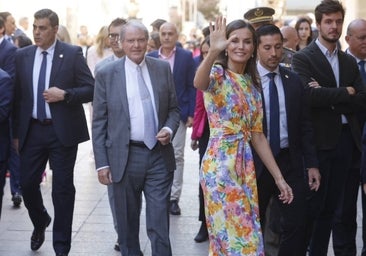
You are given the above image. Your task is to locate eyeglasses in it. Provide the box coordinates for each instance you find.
[108,33,120,41]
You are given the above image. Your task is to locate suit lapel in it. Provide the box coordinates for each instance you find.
[146,58,160,115]
[50,40,63,86]
[309,42,337,87]
[116,58,130,119]
[25,46,37,97]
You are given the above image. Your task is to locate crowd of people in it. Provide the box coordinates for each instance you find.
[2,0,366,255]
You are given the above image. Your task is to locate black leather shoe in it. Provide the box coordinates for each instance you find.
[169,200,181,215]
[30,214,51,251]
[194,221,208,243]
[114,239,120,251]
[12,193,22,207]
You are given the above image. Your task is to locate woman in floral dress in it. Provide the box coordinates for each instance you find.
[193,17,294,256]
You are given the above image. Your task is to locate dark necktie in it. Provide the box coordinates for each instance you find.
[136,65,157,149]
[7,36,13,44]
[358,60,366,84]
[267,72,280,156]
[37,51,48,121]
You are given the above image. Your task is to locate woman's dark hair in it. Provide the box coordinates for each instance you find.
[295,17,313,49]
[215,19,260,89]
[198,36,210,63]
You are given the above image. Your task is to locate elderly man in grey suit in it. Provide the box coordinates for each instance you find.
[92,20,180,256]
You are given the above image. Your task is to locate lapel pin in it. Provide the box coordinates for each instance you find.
[285,75,289,79]
[59,54,63,58]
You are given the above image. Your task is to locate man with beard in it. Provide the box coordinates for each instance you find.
[292,1,366,255]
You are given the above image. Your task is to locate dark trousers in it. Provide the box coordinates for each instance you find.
[362,188,366,256]
[198,122,209,222]
[8,141,21,195]
[7,118,21,196]
[307,125,359,256]
[0,160,7,219]
[20,122,77,254]
[114,144,174,256]
[257,149,308,256]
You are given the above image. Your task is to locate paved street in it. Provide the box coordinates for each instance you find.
[0,119,364,255]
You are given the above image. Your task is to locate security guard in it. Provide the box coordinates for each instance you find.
[244,6,294,68]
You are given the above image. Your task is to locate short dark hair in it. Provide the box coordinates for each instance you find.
[0,17,4,35]
[256,24,283,45]
[15,34,33,48]
[34,9,59,27]
[315,0,345,25]
[150,18,167,31]
[109,18,127,31]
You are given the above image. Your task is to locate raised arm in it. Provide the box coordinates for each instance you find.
[194,16,229,90]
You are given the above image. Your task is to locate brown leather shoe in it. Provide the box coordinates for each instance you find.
[30,214,51,251]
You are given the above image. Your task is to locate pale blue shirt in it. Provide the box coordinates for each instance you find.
[257,62,289,149]
[125,57,158,141]
[32,41,56,119]
[315,39,347,123]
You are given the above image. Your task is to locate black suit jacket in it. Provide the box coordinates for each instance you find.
[13,40,94,150]
[0,69,12,161]
[255,66,318,178]
[0,38,16,79]
[292,41,366,151]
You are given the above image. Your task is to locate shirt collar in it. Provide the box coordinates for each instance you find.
[345,48,365,63]
[158,46,176,58]
[37,40,57,56]
[316,38,338,57]
[257,61,280,78]
[125,56,146,70]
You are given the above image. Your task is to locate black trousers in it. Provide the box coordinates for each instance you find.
[257,149,308,256]
[20,122,77,254]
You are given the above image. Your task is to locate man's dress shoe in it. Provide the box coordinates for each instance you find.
[12,193,22,207]
[31,214,51,251]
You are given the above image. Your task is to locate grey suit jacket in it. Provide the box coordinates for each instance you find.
[92,56,180,183]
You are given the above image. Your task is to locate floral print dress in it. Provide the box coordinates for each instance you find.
[201,64,264,256]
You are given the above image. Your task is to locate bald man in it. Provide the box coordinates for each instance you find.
[280,26,299,51]
[345,18,366,256]
[147,22,196,216]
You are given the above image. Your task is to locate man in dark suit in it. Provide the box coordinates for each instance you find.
[147,22,196,215]
[345,18,366,256]
[13,9,94,256]
[0,16,16,78]
[93,20,180,256]
[0,68,13,220]
[0,16,23,207]
[292,1,366,255]
[255,24,320,256]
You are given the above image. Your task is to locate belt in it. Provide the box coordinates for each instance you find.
[130,140,148,148]
[31,118,53,125]
[129,140,158,150]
